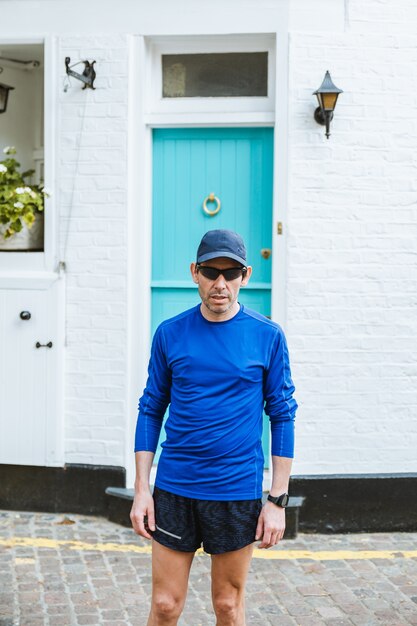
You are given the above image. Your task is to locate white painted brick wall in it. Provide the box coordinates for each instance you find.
[288,0,417,475]
[59,35,128,467]
[41,0,417,476]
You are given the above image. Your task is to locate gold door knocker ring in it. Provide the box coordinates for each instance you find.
[202,193,221,216]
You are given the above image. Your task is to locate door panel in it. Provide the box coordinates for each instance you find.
[152,128,273,332]
[152,127,274,465]
[0,284,61,466]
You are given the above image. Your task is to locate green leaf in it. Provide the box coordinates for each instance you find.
[22,168,35,178]
[23,212,35,227]
[11,219,23,233]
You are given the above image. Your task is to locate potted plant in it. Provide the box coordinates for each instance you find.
[0,146,49,251]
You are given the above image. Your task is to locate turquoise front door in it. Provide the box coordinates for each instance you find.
[152,127,274,463]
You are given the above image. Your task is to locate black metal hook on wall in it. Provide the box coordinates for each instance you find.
[65,57,96,90]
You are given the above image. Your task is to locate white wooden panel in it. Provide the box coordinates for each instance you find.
[0,282,63,466]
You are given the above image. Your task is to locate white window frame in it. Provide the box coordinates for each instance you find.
[0,36,58,276]
[146,34,276,126]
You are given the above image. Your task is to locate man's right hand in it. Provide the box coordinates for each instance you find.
[130,490,156,539]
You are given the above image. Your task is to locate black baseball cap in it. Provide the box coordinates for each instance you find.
[196,229,247,266]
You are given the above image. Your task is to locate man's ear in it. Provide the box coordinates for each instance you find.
[241,266,252,286]
[190,262,199,284]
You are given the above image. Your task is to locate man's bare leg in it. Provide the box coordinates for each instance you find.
[211,543,254,626]
[147,540,195,626]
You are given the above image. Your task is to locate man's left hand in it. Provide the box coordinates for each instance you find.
[255,501,286,548]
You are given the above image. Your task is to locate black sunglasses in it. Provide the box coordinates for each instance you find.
[196,264,247,281]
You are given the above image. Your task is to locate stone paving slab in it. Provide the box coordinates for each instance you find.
[0,510,416,625]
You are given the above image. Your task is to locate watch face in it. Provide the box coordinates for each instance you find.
[280,493,289,507]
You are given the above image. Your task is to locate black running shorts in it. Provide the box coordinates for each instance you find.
[152,486,263,555]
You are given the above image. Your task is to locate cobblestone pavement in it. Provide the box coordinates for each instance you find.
[0,510,416,626]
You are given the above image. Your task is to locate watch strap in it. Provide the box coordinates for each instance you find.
[267,493,289,508]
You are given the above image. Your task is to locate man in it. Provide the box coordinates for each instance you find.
[131,229,297,626]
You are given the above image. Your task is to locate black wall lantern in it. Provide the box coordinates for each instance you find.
[0,55,40,114]
[0,82,14,114]
[313,70,343,139]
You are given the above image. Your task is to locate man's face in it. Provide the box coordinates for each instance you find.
[190,257,252,321]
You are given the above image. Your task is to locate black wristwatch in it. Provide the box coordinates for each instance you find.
[267,493,289,508]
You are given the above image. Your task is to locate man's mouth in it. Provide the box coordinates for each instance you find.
[210,294,228,301]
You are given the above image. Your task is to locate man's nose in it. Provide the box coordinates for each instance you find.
[212,272,227,288]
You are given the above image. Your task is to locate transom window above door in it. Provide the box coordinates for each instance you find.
[162,52,268,98]
[146,35,275,121]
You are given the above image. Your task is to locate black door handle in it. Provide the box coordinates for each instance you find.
[20,311,31,320]
[35,341,53,349]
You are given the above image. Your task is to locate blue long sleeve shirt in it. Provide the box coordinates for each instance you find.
[135,304,297,500]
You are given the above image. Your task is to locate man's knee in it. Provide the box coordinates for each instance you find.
[152,593,183,621]
[213,592,241,622]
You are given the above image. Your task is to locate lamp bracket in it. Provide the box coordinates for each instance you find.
[314,107,334,139]
[314,107,333,126]
[65,57,96,90]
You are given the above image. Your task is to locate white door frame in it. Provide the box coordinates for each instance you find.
[126,27,289,486]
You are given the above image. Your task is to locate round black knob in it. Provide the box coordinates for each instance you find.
[20,311,31,321]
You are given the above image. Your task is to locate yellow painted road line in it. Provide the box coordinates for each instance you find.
[252,548,417,561]
[1,537,417,560]
[0,537,151,554]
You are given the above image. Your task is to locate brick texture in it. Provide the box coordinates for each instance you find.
[51,2,417,475]
[288,1,417,474]
[58,36,128,466]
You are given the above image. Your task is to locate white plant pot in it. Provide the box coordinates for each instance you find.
[0,211,44,251]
